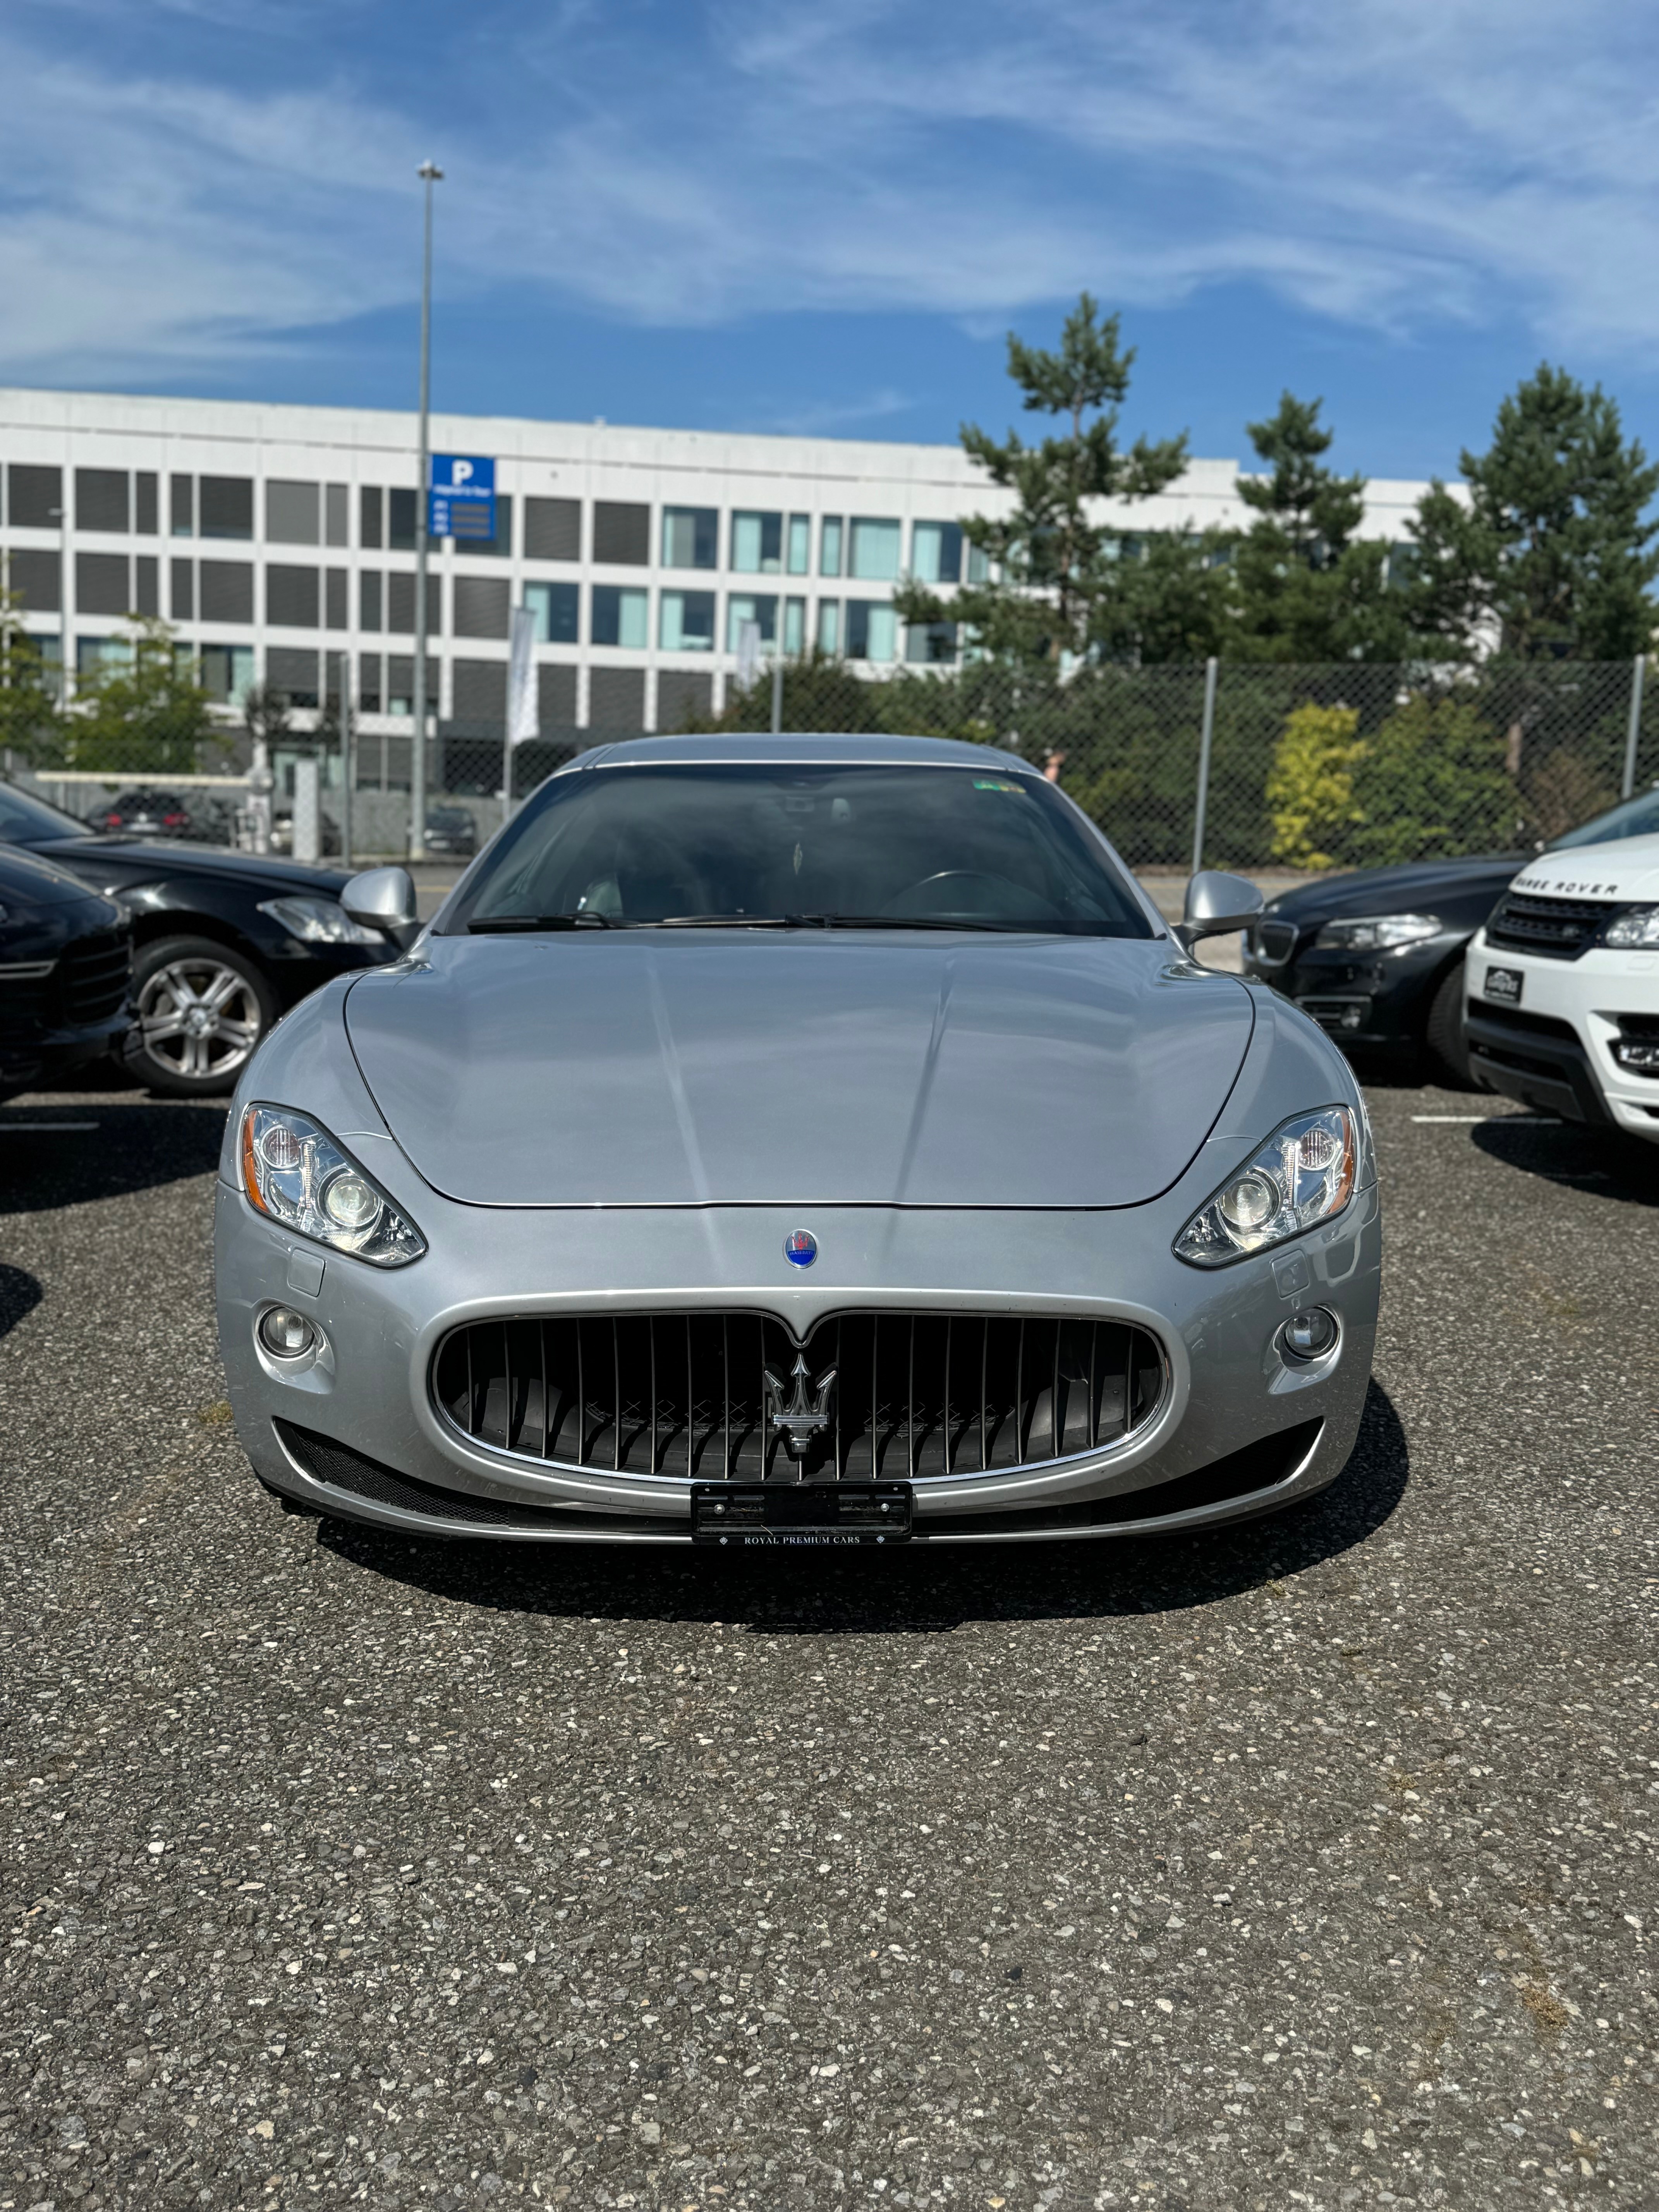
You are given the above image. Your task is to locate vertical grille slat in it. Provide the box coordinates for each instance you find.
[436,1311,1165,1482]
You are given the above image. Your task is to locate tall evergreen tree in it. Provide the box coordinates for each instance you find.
[894,294,1189,664]
[1408,363,1659,660]
[1230,393,1410,661]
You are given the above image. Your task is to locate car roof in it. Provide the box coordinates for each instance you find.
[558,732,1037,774]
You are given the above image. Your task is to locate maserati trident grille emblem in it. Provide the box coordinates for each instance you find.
[763,1353,838,1462]
[783,1229,817,1268]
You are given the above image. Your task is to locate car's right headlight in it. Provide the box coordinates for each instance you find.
[1606,905,1659,948]
[257,895,384,946]
[239,1103,426,1266]
[1313,912,1441,951]
[1174,1106,1357,1267]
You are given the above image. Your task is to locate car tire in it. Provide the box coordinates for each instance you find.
[1424,958,1482,1089]
[124,934,276,1098]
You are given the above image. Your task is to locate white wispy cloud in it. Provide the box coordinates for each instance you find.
[2,0,1658,383]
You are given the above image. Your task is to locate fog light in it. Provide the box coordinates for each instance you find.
[1283,1307,1338,1361]
[259,1305,316,1359]
[1612,1037,1659,1076]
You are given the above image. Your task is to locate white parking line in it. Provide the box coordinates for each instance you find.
[1409,1114,1558,1124]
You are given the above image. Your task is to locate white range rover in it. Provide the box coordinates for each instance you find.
[1466,827,1659,1141]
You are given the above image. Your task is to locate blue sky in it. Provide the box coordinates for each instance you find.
[4,0,1659,484]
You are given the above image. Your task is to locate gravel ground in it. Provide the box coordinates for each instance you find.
[1,1075,1656,2212]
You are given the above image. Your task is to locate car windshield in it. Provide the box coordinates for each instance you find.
[0,780,93,846]
[447,761,1153,937]
[1548,785,1659,850]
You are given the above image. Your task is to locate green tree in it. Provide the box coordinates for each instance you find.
[894,294,1189,664]
[1090,529,1236,664]
[1408,363,1659,660]
[69,617,224,775]
[1266,702,1366,867]
[1350,694,1515,862]
[0,589,65,765]
[1231,393,1412,661]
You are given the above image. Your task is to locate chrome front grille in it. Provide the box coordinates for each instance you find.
[433,1310,1166,1482]
[1485,892,1613,960]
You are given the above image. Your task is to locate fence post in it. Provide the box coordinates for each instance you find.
[1191,656,1219,875]
[1623,653,1645,800]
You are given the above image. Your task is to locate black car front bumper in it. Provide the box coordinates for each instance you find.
[1464,1001,1611,1124]
[1242,937,1460,1052]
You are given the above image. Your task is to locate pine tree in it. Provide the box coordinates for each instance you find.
[1231,393,1410,661]
[894,294,1189,664]
[1408,364,1659,660]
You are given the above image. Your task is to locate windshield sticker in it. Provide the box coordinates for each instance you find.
[974,777,1024,793]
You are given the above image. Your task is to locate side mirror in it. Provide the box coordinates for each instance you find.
[1177,869,1264,949]
[342,865,420,951]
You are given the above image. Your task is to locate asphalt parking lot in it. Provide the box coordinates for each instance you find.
[2,1073,1656,2212]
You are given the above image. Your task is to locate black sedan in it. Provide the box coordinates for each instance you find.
[0,844,132,1104]
[1241,784,1659,1084]
[0,780,399,1097]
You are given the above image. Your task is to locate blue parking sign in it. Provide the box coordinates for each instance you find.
[428,454,496,542]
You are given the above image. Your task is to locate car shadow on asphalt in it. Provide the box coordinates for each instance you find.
[1470,1115,1659,1206]
[315,1379,1410,1634]
[0,1262,43,1342]
[0,1095,226,1214]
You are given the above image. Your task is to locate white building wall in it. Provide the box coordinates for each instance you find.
[0,386,1434,758]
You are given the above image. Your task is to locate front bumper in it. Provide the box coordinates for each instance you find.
[1242,937,1458,1053]
[1465,938,1659,1140]
[215,1180,1382,1544]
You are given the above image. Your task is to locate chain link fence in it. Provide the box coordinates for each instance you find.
[9,657,1656,874]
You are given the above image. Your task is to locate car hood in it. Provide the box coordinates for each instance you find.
[31,834,353,896]
[1504,831,1659,903]
[1266,854,1525,923]
[343,931,1254,1209]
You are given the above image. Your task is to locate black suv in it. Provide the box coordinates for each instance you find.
[0,844,132,1103]
[0,780,398,1097]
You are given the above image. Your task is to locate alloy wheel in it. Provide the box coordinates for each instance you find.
[136,955,264,1084]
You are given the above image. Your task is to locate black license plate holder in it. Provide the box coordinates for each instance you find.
[691,1482,912,1547]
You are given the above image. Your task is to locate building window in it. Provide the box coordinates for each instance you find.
[966,541,991,584]
[387,572,441,635]
[905,620,958,665]
[135,474,158,536]
[659,590,715,653]
[452,658,508,725]
[592,501,650,565]
[76,469,129,534]
[199,476,254,541]
[453,492,511,557]
[267,646,321,709]
[731,512,782,574]
[524,581,579,644]
[538,663,579,726]
[592,584,649,649]
[845,601,896,663]
[819,517,844,577]
[75,552,130,618]
[388,488,417,553]
[385,655,439,718]
[199,644,256,705]
[360,486,383,550]
[266,480,320,545]
[76,636,128,677]
[910,521,963,585]
[325,568,349,630]
[5,548,61,613]
[816,600,840,655]
[662,507,719,569]
[7,464,62,531]
[170,558,194,622]
[170,474,194,539]
[135,556,159,618]
[849,519,901,582]
[359,572,383,631]
[266,565,321,629]
[453,574,512,640]
[783,596,805,655]
[524,496,581,561]
[358,652,383,712]
[726,593,776,651]
[325,483,349,548]
[589,666,646,729]
[786,516,811,576]
[199,561,254,625]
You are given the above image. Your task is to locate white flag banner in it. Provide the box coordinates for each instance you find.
[735,618,762,692]
[507,604,539,745]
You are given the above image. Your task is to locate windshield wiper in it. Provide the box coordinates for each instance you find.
[656,912,1022,932]
[467,911,622,933]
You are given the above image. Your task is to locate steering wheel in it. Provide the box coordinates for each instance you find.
[880,869,1032,918]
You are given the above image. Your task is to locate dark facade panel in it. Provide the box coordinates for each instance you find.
[266,646,320,708]
[592,501,650,566]
[588,665,646,729]
[537,663,578,726]
[387,570,442,634]
[452,658,508,724]
[325,568,349,630]
[198,560,254,625]
[134,472,158,535]
[134,555,159,618]
[453,574,511,639]
[524,496,581,562]
[199,476,254,540]
[170,558,194,621]
[266,564,321,629]
[6,546,60,612]
[170,473,193,537]
[266,479,320,545]
[325,483,349,548]
[9,463,62,530]
[76,468,129,534]
[656,669,713,730]
[360,486,383,549]
[359,571,383,631]
[76,551,131,617]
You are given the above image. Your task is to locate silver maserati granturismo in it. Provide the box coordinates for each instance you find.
[214,734,1380,1548]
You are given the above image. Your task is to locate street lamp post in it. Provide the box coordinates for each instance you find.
[410,158,443,865]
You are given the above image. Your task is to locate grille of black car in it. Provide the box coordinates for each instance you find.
[1485,892,1615,959]
[1252,919,1298,964]
[433,1311,1166,1481]
[59,928,132,1025]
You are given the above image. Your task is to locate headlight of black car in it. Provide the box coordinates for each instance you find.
[257,895,385,947]
[1312,912,1442,951]
[239,1104,426,1266]
[1174,1106,1357,1266]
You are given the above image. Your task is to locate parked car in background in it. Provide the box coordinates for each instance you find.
[94,788,198,838]
[0,780,400,1097]
[422,805,478,859]
[0,843,132,1102]
[1466,824,1659,1139]
[1241,784,1659,1084]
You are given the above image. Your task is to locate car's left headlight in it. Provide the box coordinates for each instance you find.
[1313,912,1441,951]
[1606,905,1659,948]
[1174,1106,1357,1267]
[257,895,384,946]
[239,1103,426,1266]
